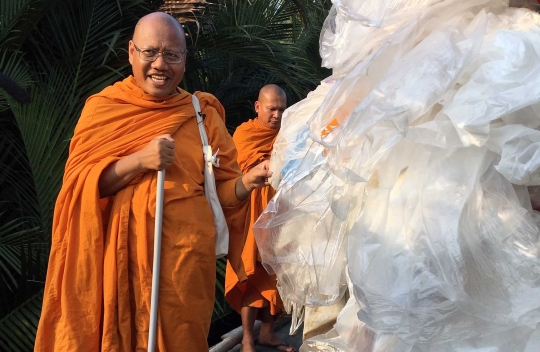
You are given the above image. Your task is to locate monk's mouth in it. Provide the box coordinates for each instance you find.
[149,75,169,84]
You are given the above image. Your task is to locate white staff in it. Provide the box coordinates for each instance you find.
[148,169,165,352]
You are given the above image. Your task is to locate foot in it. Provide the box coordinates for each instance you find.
[257,334,296,351]
[240,337,256,352]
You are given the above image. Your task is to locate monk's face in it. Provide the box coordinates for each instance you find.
[255,93,286,130]
[129,19,186,98]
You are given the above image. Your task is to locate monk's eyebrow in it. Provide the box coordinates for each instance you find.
[141,45,158,50]
[142,45,184,53]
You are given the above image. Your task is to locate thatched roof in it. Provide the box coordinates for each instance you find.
[158,0,218,23]
[510,0,540,11]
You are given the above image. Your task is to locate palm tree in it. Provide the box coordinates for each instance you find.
[0,0,331,349]
[178,0,331,130]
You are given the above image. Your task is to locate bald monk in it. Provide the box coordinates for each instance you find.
[225,85,294,351]
[34,12,272,352]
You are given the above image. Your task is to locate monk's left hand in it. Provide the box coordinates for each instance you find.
[245,160,273,189]
[235,160,273,201]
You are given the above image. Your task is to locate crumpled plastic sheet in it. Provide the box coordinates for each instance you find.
[253,0,540,350]
[301,271,376,352]
[281,293,305,336]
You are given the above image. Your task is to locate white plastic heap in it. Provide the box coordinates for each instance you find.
[253,0,540,351]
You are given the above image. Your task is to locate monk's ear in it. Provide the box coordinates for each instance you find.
[128,40,135,65]
[254,101,260,113]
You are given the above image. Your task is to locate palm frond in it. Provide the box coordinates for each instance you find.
[0,216,40,268]
[0,53,33,113]
[212,257,232,321]
[0,0,56,51]
[0,291,42,352]
[182,0,330,129]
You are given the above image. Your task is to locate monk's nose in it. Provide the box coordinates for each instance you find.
[151,55,168,70]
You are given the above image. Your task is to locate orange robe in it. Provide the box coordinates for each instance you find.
[225,118,281,316]
[34,76,249,352]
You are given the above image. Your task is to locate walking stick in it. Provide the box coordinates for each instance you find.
[148,169,165,352]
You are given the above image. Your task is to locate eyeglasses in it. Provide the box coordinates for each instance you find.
[131,41,187,64]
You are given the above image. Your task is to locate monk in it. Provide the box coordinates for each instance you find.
[34,12,272,352]
[225,85,294,351]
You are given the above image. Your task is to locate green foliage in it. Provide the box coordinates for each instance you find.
[0,291,43,352]
[183,0,331,131]
[213,257,231,320]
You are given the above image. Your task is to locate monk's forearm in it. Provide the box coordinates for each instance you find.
[98,152,146,198]
[234,161,272,200]
[235,175,252,201]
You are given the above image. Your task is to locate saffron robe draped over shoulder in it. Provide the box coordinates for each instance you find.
[34,76,249,352]
[224,118,282,315]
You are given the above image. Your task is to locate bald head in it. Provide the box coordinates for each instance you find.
[255,84,287,130]
[133,12,185,45]
[258,84,286,101]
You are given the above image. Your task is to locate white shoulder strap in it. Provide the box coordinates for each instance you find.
[192,94,209,146]
[192,94,229,258]
[192,94,220,167]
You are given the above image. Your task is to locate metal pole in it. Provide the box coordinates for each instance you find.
[148,169,165,352]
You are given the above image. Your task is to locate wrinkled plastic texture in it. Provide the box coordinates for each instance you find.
[254,0,540,350]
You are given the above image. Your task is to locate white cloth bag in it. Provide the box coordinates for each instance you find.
[192,94,229,258]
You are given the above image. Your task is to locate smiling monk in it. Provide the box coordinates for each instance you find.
[225,85,295,352]
[34,12,271,352]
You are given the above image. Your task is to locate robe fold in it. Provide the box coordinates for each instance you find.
[35,76,249,352]
[224,118,282,316]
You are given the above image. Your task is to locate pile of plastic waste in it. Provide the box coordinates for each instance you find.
[253,0,540,350]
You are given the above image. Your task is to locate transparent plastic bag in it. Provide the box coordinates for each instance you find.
[255,1,540,351]
[254,162,350,306]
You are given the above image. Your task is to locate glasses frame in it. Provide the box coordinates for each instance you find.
[131,41,187,64]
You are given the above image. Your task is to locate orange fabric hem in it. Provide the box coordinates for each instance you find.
[225,262,283,317]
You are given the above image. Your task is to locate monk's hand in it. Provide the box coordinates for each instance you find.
[137,134,175,170]
[98,134,174,198]
[235,160,273,201]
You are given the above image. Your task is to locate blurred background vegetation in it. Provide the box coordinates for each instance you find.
[0,0,331,349]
